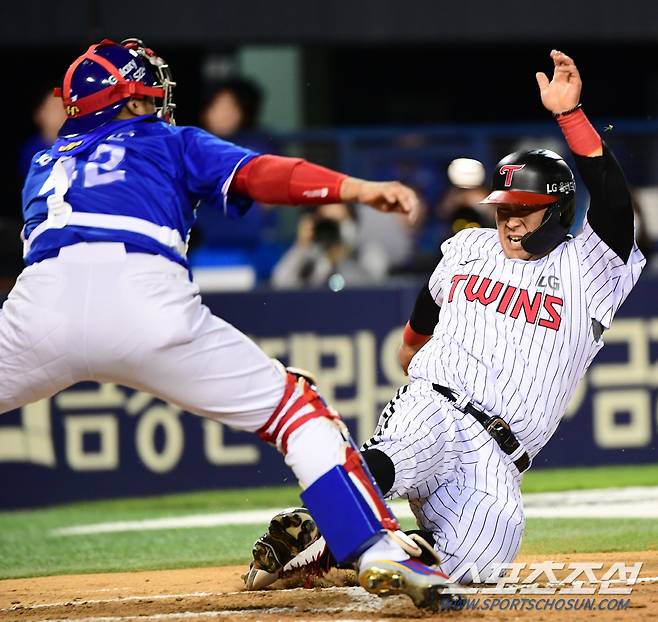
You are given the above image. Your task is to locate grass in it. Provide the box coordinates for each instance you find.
[1,463,656,580]
[521,518,658,555]
[520,463,658,493]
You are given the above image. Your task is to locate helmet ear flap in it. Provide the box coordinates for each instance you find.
[559,198,576,228]
[520,194,576,256]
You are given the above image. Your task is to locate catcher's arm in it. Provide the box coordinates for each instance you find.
[231,155,420,223]
[399,281,440,375]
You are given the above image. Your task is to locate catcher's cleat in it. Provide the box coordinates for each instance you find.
[358,559,463,611]
[244,507,327,590]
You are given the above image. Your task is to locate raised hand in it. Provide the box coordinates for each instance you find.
[536,50,582,115]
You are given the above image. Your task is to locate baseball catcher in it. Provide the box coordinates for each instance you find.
[10,38,462,610]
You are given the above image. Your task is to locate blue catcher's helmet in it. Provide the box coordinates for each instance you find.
[54,38,176,137]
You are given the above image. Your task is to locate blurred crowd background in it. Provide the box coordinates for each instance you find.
[4,0,658,292]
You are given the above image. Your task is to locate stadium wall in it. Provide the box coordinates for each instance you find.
[1,278,656,509]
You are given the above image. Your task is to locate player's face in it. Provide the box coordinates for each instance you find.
[495,204,549,259]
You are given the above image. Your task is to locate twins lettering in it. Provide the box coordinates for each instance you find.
[448,274,563,330]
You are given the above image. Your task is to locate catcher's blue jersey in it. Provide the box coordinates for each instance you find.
[21,115,257,268]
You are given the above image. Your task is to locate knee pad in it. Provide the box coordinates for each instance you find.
[301,446,400,564]
[361,448,395,496]
[257,367,338,454]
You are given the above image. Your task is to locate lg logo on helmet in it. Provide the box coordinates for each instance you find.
[499,164,525,187]
[546,181,576,193]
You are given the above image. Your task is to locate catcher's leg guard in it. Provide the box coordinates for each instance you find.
[256,366,338,455]
[256,367,400,564]
[301,446,399,564]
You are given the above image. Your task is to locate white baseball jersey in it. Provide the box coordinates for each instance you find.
[408,220,645,459]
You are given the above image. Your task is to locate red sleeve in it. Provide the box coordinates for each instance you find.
[231,154,347,204]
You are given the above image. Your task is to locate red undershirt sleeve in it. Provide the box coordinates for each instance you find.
[231,154,347,205]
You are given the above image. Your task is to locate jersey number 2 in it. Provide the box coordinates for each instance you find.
[84,144,126,188]
[39,144,127,196]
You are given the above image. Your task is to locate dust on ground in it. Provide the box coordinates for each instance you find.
[1,551,656,622]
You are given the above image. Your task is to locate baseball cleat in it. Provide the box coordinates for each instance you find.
[358,559,462,610]
[244,507,326,590]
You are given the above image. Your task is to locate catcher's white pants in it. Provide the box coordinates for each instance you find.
[0,241,412,565]
[0,242,288,430]
[364,380,526,583]
[0,242,350,487]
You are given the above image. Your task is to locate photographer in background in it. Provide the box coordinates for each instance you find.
[271,203,389,289]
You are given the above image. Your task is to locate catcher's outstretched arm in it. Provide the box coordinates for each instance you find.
[230,154,420,222]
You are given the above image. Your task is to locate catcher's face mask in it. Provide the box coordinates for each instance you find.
[121,38,177,125]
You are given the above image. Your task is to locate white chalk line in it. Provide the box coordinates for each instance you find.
[523,486,658,519]
[3,586,385,613]
[41,617,376,622]
[5,579,658,614]
[29,612,377,622]
[50,486,658,537]
[5,592,225,611]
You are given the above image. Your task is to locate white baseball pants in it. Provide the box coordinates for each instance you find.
[0,242,350,487]
[0,241,413,565]
[364,380,526,583]
[0,242,288,431]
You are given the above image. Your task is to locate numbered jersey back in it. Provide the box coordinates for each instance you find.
[21,115,256,267]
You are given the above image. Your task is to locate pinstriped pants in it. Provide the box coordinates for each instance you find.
[363,380,525,583]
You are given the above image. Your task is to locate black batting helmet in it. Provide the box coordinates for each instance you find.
[481,149,576,256]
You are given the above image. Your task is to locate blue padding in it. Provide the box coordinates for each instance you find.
[301,465,385,564]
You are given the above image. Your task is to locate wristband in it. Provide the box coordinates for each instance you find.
[403,321,432,347]
[555,107,602,157]
[552,103,582,118]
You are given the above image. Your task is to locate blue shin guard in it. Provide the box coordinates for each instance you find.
[301,448,399,564]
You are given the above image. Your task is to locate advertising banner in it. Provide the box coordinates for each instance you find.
[1,282,656,509]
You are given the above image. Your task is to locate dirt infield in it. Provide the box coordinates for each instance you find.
[2,551,657,622]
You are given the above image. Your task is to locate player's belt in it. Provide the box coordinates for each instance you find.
[432,384,531,473]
